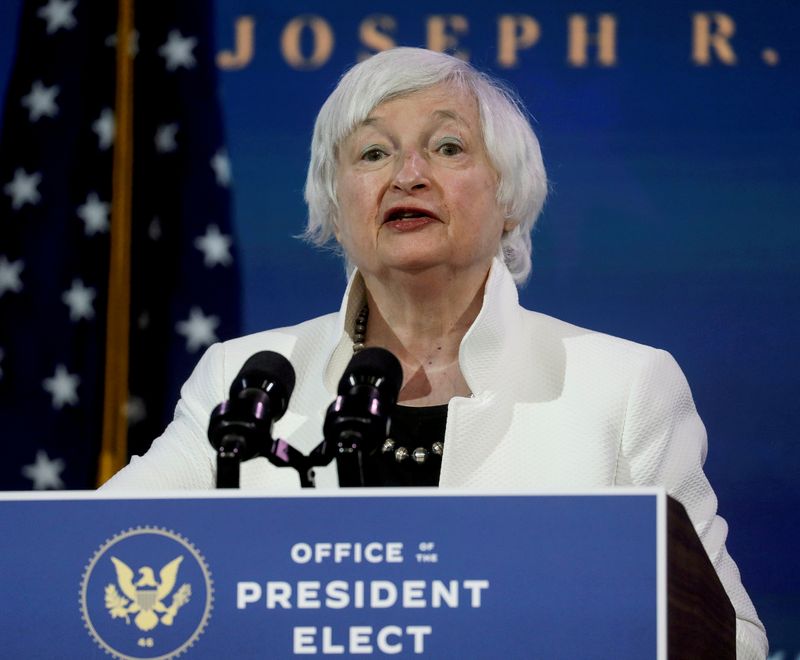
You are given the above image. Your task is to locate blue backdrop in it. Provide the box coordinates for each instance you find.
[1,0,797,654]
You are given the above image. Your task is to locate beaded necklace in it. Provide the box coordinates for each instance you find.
[352,303,445,465]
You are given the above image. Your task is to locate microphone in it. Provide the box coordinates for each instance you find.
[323,347,403,486]
[208,351,296,487]
[229,350,296,415]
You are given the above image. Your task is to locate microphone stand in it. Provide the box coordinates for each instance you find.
[211,420,366,489]
[264,437,328,488]
[212,431,381,489]
[216,435,247,488]
[262,434,374,488]
[326,432,373,487]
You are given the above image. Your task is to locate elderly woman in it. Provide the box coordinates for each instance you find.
[103,48,766,656]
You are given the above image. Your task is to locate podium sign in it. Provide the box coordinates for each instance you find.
[0,490,666,658]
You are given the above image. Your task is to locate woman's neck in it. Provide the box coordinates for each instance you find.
[360,265,489,406]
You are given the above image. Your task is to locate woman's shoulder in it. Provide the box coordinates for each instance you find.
[221,312,338,351]
[212,312,340,380]
[518,308,682,380]
[521,308,659,353]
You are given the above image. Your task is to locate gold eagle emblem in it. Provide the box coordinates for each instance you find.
[104,555,191,632]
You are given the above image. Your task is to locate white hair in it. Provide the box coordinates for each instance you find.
[303,47,547,285]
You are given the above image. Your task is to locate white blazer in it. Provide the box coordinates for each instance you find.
[104,258,767,658]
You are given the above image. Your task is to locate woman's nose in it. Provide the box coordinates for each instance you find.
[391,150,430,192]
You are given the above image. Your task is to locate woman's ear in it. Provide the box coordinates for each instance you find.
[501,202,517,234]
[502,208,518,233]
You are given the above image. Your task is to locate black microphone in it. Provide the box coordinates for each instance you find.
[228,350,296,414]
[323,347,403,486]
[208,351,296,487]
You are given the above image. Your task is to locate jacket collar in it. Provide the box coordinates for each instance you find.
[322,257,521,396]
[322,269,367,394]
[459,257,522,395]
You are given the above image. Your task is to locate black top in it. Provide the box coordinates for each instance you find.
[364,404,448,487]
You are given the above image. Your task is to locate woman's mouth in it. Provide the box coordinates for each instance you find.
[382,207,439,231]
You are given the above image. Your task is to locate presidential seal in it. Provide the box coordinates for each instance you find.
[80,527,213,659]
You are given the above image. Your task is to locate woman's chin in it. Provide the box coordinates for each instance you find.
[374,254,487,281]
[372,240,448,273]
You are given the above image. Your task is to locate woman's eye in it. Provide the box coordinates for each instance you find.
[361,147,387,162]
[437,141,463,157]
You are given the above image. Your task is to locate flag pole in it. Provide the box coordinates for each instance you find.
[97,0,135,486]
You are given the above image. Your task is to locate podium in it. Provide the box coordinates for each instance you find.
[0,489,734,658]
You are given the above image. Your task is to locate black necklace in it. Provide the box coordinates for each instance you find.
[352,303,445,465]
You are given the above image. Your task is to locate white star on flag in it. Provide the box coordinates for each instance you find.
[125,395,147,425]
[0,256,24,298]
[92,108,115,150]
[210,148,231,187]
[77,191,110,235]
[22,450,66,490]
[42,363,80,409]
[194,224,233,267]
[158,30,197,71]
[4,168,42,210]
[20,80,60,122]
[176,306,219,352]
[36,0,77,35]
[154,123,179,153]
[148,217,162,240]
[62,279,96,321]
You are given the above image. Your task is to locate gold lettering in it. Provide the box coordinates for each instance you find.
[358,14,397,61]
[280,15,334,70]
[692,13,737,65]
[567,13,617,67]
[217,16,255,70]
[426,14,469,60]
[497,14,540,68]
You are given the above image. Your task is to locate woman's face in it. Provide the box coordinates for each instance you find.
[334,83,510,283]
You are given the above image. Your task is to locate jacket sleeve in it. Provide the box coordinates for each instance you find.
[99,342,225,491]
[618,348,767,659]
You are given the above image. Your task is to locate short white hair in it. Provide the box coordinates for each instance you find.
[303,47,547,285]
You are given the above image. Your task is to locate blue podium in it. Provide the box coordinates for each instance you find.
[0,489,733,658]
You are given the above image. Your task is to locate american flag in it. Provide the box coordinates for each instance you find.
[0,0,241,489]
